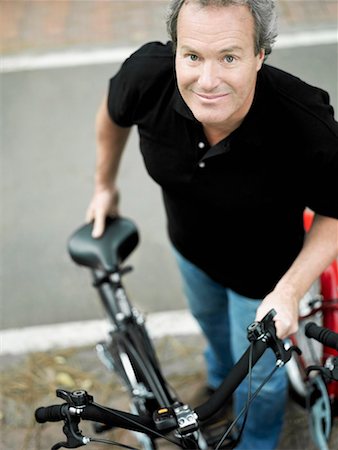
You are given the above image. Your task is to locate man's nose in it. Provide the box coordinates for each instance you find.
[198,61,219,91]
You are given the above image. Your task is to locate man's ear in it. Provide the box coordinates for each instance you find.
[257,49,265,70]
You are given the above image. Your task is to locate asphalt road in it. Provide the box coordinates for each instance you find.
[1,42,337,329]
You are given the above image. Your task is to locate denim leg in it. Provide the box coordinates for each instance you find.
[173,249,233,388]
[228,289,287,450]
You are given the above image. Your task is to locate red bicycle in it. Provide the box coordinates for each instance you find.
[286,210,338,450]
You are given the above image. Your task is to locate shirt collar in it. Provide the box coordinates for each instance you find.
[172,87,196,121]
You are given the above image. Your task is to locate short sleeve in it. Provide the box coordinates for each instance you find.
[302,90,338,218]
[107,41,174,127]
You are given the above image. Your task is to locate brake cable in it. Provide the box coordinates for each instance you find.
[215,309,301,450]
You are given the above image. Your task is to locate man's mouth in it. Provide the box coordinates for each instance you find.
[194,92,229,101]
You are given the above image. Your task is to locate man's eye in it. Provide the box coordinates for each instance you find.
[224,55,235,63]
[188,54,199,62]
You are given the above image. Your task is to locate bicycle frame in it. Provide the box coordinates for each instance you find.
[91,267,176,409]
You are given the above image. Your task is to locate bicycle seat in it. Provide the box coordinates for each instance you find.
[68,217,139,272]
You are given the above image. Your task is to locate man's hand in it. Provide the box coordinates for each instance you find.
[255,216,337,340]
[85,186,119,238]
[255,288,299,340]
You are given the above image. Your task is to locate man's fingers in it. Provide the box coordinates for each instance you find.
[274,319,287,340]
[273,316,298,340]
[85,189,120,238]
[85,205,94,224]
[92,214,105,238]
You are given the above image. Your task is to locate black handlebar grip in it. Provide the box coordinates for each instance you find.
[305,322,338,352]
[35,404,65,423]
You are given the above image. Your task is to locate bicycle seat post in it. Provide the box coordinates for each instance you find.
[92,268,133,329]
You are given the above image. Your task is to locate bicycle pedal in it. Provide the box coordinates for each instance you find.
[93,422,115,434]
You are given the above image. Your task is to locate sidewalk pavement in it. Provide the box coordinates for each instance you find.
[1,0,337,56]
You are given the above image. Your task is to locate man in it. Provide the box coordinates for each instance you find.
[86,1,338,448]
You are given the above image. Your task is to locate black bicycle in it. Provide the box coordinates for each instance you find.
[35,217,304,449]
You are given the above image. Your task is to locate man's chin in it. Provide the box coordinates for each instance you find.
[191,111,229,127]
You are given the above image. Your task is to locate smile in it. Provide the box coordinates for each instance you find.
[194,92,229,101]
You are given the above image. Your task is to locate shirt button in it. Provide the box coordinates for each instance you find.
[198,142,205,149]
[198,161,206,168]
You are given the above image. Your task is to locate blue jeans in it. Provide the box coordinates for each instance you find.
[174,249,287,450]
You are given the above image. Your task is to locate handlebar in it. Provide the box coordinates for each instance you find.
[304,322,338,382]
[34,339,271,428]
[196,335,268,421]
[196,309,300,421]
[36,404,67,423]
[305,322,338,352]
[36,341,272,433]
[36,402,159,436]
[34,310,300,449]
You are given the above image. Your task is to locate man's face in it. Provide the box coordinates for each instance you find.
[175,2,264,131]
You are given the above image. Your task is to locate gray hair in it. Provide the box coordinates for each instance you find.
[166,0,278,57]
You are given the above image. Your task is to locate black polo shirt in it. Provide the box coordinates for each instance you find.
[108,41,338,298]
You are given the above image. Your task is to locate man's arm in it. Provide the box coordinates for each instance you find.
[255,214,338,339]
[86,95,131,237]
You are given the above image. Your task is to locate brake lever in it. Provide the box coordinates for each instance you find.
[50,390,93,449]
[51,410,90,449]
[306,356,338,381]
[51,419,86,449]
[247,309,302,366]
